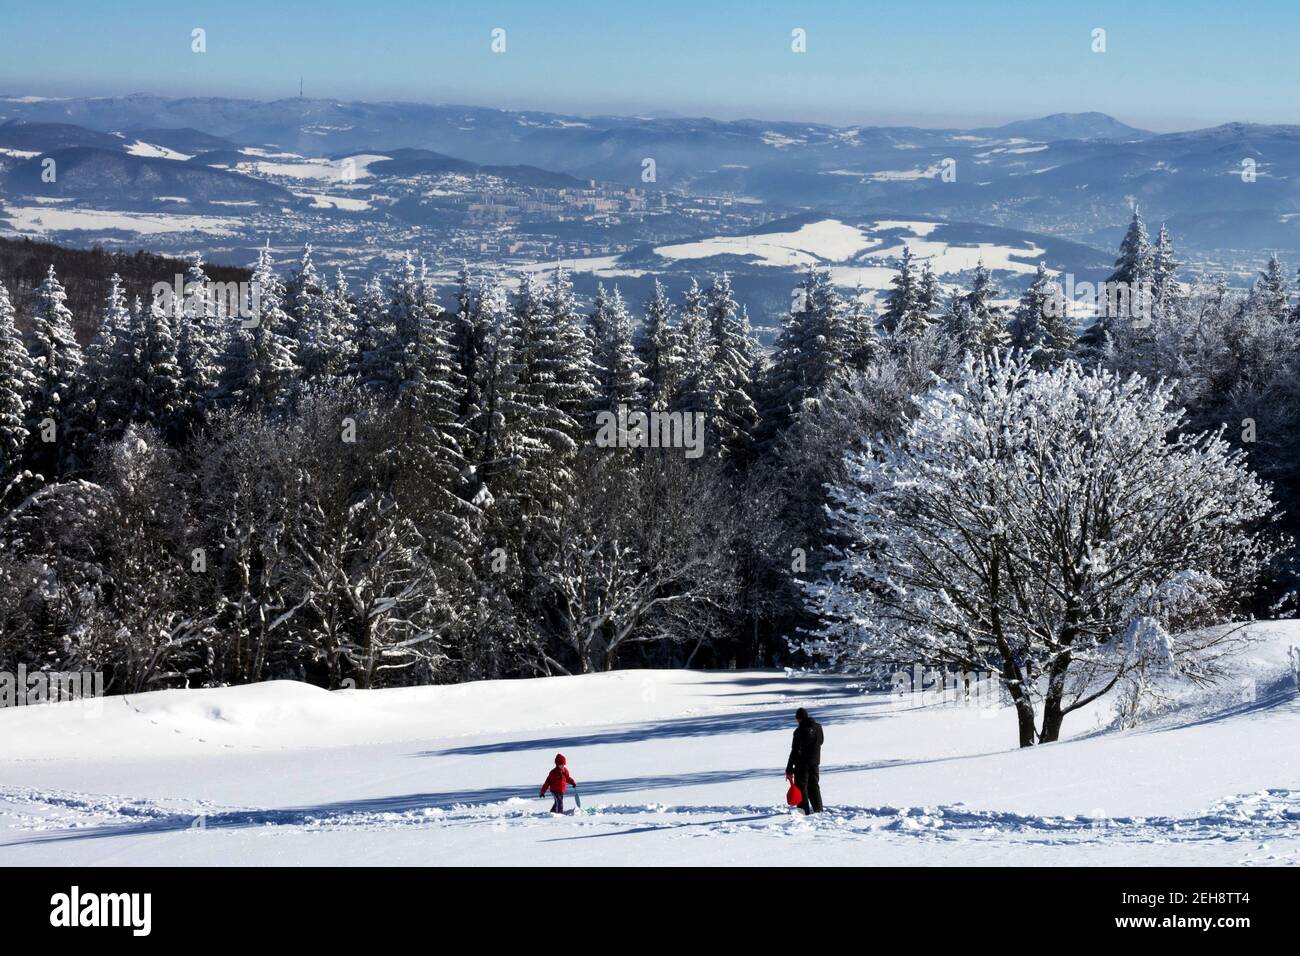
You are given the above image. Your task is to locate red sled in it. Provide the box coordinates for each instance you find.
[786,783,803,806]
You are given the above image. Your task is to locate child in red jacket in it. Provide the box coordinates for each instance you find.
[540,753,576,814]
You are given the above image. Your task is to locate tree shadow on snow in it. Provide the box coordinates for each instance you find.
[413,699,881,758]
[0,759,902,849]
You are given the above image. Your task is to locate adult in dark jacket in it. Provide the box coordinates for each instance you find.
[785,707,824,814]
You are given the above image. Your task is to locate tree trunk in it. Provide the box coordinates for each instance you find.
[1039,697,1065,743]
[1013,692,1037,747]
[1037,627,1076,743]
[988,547,1036,747]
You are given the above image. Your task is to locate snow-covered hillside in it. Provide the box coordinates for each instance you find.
[1,623,1297,866]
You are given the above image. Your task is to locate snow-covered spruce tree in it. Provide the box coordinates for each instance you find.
[757,268,852,447]
[804,350,1282,747]
[76,274,132,444]
[538,266,598,448]
[588,283,648,411]
[674,277,713,411]
[635,277,685,409]
[915,261,943,331]
[844,286,884,372]
[458,273,552,561]
[25,265,83,476]
[701,274,760,461]
[1251,253,1290,324]
[288,246,353,381]
[1008,263,1072,366]
[945,262,1008,353]
[174,255,224,431]
[507,271,579,510]
[451,264,493,428]
[377,254,481,585]
[325,269,358,375]
[1150,224,1182,321]
[0,283,36,481]
[131,293,184,431]
[352,274,391,385]
[1082,208,1152,352]
[217,247,298,410]
[881,245,922,336]
[282,243,321,345]
[454,273,508,487]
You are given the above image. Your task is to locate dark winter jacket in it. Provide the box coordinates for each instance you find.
[540,766,576,796]
[786,718,823,774]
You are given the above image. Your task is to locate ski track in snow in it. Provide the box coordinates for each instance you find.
[3,785,1297,863]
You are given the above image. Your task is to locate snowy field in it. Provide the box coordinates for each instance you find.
[653,218,1047,275]
[1,624,1297,867]
[0,205,243,237]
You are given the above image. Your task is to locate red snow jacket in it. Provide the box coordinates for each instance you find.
[540,766,576,796]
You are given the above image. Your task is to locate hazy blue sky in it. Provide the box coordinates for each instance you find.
[1,0,1292,131]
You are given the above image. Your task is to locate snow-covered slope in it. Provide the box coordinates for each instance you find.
[1,624,1297,866]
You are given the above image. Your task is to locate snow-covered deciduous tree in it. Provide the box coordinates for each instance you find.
[535,451,739,672]
[84,427,211,691]
[275,390,457,688]
[804,350,1282,747]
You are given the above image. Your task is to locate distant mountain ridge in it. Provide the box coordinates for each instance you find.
[3,146,293,204]
[4,95,1300,254]
[974,112,1152,142]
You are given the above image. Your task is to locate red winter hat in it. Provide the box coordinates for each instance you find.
[554,753,566,766]
[786,782,803,806]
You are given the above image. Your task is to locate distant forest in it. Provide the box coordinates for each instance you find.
[0,235,249,337]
